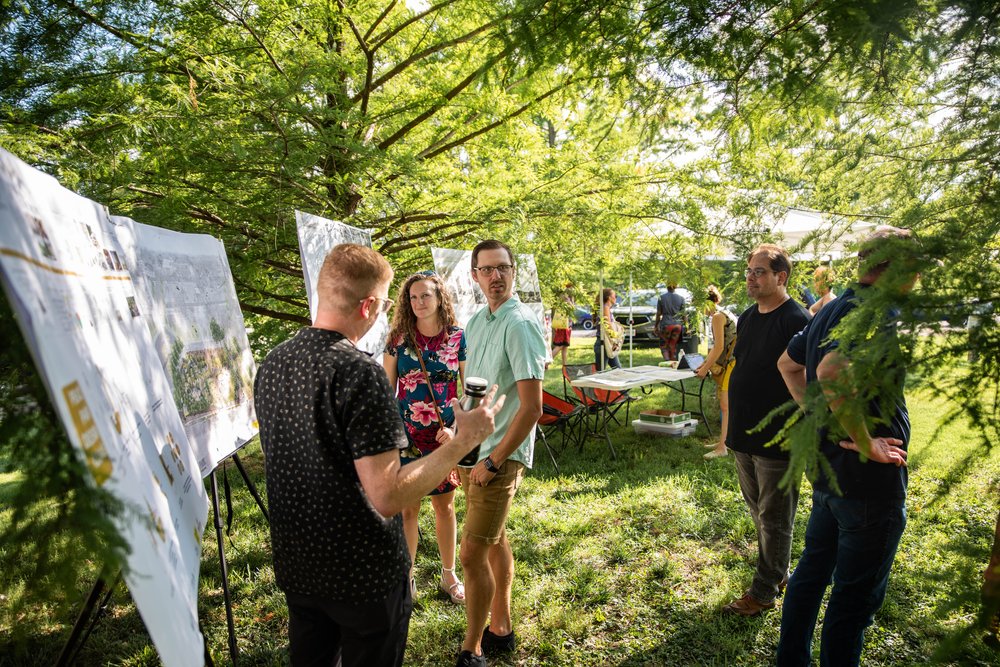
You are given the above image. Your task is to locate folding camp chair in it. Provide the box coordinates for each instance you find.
[535,391,587,474]
[561,364,635,459]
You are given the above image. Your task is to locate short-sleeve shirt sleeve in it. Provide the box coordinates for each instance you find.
[342,360,408,459]
[786,321,811,365]
[506,318,546,382]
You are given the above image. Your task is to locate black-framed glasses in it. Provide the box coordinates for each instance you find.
[745,267,775,278]
[474,264,514,277]
[362,296,394,313]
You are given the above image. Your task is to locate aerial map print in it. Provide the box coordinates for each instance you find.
[112,218,258,476]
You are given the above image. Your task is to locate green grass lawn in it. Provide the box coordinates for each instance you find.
[2,337,998,665]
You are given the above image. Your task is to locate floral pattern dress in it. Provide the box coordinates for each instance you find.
[385,325,466,494]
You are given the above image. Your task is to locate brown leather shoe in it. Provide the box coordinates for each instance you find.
[722,592,775,616]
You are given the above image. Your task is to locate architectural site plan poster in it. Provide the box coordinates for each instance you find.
[112,218,257,476]
[431,248,552,355]
[0,148,207,667]
[295,210,389,357]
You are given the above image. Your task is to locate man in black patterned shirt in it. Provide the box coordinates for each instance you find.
[255,244,502,667]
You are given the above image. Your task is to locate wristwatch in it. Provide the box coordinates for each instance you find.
[483,456,499,473]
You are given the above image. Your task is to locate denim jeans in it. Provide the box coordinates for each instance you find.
[733,452,800,604]
[594,338,621,371]
[776,490,907,667]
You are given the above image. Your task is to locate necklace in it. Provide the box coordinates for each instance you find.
[415,327,445,351]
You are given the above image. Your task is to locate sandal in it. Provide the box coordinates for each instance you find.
[439,567,466,605]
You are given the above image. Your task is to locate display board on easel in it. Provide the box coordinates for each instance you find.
[0,148,209,666]
[111,219,258,476]
[295,210,389,359]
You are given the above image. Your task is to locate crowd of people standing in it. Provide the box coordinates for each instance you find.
[254,227,924,666]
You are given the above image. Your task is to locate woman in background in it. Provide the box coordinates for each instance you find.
[384,271,466,604]
[594,287,622,371]
[695,285,737,460]
[551,283,576,367]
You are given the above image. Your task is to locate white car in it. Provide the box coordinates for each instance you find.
[611,288,693,343]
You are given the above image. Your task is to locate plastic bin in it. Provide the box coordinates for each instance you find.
[632,418,698,438]
[638,409,691,424]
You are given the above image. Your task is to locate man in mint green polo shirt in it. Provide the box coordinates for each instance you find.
[456,239,545,667]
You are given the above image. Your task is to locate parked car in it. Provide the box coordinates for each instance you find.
[611,288,694,346]
[573,306,594,330]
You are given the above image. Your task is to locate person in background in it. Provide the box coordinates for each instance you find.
[808,265,837,316]
[550,283,575,367]
[655,282,686,361]
[384,271,467,605]
[723,244,810,617]
[694,285,737,460]
[594,287,622,371]
[457,239,546,667]
[255,244,502,667]
[776,226,920,666]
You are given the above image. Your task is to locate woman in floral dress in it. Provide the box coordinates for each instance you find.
[383,271,467,603]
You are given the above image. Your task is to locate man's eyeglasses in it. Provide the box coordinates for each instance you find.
[362,296,394,313]
[745,267,775,278]
[473,264,514,277]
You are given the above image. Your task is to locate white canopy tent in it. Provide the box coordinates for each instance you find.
[769,208,876,262]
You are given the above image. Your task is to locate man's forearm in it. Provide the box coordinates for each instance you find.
[387,436,476,512]
[816,351,875,451]
[488,407,540,465]
[777,351,807,406]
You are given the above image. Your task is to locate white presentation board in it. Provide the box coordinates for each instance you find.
[295,210,389,357]
[430,247,551,355]
[111,218,258,476]
[0,149,207,666]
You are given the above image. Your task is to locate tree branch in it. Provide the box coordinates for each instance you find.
[419,76,578,160]
[356,20,497,104]
[370,0,460,51]
[364,1,398,42]
[376,46,512,151]
[212,0,285,76]
[239,302,310,324]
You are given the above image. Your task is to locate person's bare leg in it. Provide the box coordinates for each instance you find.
[560,344,568,367]
[402,503,420,579]
[460,537,493,654]
[486,530,514,635]
[431,491,462,597]
[712,390,729,454]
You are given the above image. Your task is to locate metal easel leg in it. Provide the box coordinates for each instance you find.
[231,452,269,523]
[56,571,117,667]
[210,468,240,666]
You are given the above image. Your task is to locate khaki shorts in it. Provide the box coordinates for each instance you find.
[459,460,525,545]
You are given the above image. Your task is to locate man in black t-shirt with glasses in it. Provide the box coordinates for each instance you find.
[255,244,503,667]
[723,244,810,617]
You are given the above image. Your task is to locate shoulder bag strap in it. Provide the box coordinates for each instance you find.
[719,315,737,364]
[410,335,446,426]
